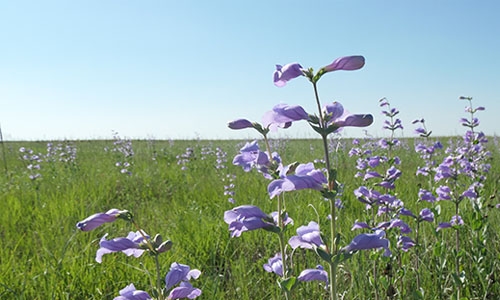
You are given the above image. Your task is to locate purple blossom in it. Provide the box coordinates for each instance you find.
[263,253,283,276]
[224,205,275,238]
[76,209,129,231]
[268,162,327,198]
[437,215,464,231]
[341,230,391,257]
[297,265,329,284]
[165,263,202,299]
[114,283,151,300]
[227,119,254,130]
[436,185,452,200]
[351,221,371,230]
[322,55,365,72]
[398,235,415,252]
[96,231,148,263]
[323,102,373,130]
[419,208,434,222]
[262,103,309,131]
[232,141,278,178]
[418,189,436,203]
[273,63,303,87]
[288,221,325,250]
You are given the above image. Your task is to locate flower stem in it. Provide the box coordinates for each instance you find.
[277,194,289,300]
[154,254,165,300]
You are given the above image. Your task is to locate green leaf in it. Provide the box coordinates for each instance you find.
[278,276,297,292]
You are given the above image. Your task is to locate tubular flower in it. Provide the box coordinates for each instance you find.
[227,118,254,130]
[165,263,202,300]
[263,253,283,276]
[288,221,325,250]
[114,283,151,300]
[96,231,148,263]
[322,55,365,73]
[297,265,329,284]
[273,63,303,87]
[268,162,327,199]
[323,102,373,132]
[224,205,275,238]
[262,103,309,131]
[341,230,391,257]
[76,208,130,231]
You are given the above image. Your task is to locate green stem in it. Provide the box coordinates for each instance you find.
[154,254,165,300]
[277,194,289,300]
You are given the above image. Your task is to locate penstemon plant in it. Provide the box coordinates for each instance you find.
[224,55,393,300]
[76,209,202,300]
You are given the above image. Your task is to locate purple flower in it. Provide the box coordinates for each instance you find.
[288,221,325,250]
[96,231,148,263]
[398,235,415,252]
[232,141,276,178]
[341,230,391,257]
[227,119,254,130]
[297,265,328,284]
[419,208,434,222]
[165,263,202,299]
[224,205,274,238]
[322,55,365,72]
[323,102,373,130]
[418,189,436,203]
[262,103,309,131]
[76,209,129,231]
[263,253,283,276]
[274,63,303,87]
[114,283,151,300]
[436,215,464,231]
[436,185,452,200]
[268,162,327,199]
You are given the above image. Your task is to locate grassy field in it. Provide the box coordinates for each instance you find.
[0,136,499,299]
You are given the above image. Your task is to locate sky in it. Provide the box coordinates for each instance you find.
[1,1,499,141]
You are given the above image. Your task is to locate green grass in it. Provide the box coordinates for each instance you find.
[0,137,499,299]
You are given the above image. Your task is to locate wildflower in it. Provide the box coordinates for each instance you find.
[436,215,464,231]
[322,55,365,73]
[76,209,130,231]
[114,283,151,300]
[273,63,303,87]
[341,230,391,257]
[262,103,309,131]
[263,253,283,276]
[323,102,373,131]
[96,231,148,263]
[419,208,434,222]
[288,221,325,250]
[268,162,327,199]
[165,262,202,299]
[224,205,275,238]
[227,118,254,130]
[297,265,329,284]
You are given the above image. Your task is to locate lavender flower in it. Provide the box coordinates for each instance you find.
[96,231,149,263]
[165,262,202,299]
[297,265,329,284]
[227,118,254,130]
[268,162,327,199]
[341,230,391,257]
[323,102,373,131]
[263,253,283,276]
[273,63,303,87]
[262,103,309,131]
[436,215,464,231]
[224,205,276,238]
[76,209,130,231]
[114,283,151,300]
[288,221,325,250]
[322,55,365,73]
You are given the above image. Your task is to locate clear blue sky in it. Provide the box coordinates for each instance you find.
[1,1,499,141]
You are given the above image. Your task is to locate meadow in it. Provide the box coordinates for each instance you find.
[0,132,499,299]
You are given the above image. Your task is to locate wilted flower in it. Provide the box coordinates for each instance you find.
[76,209,130,231]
